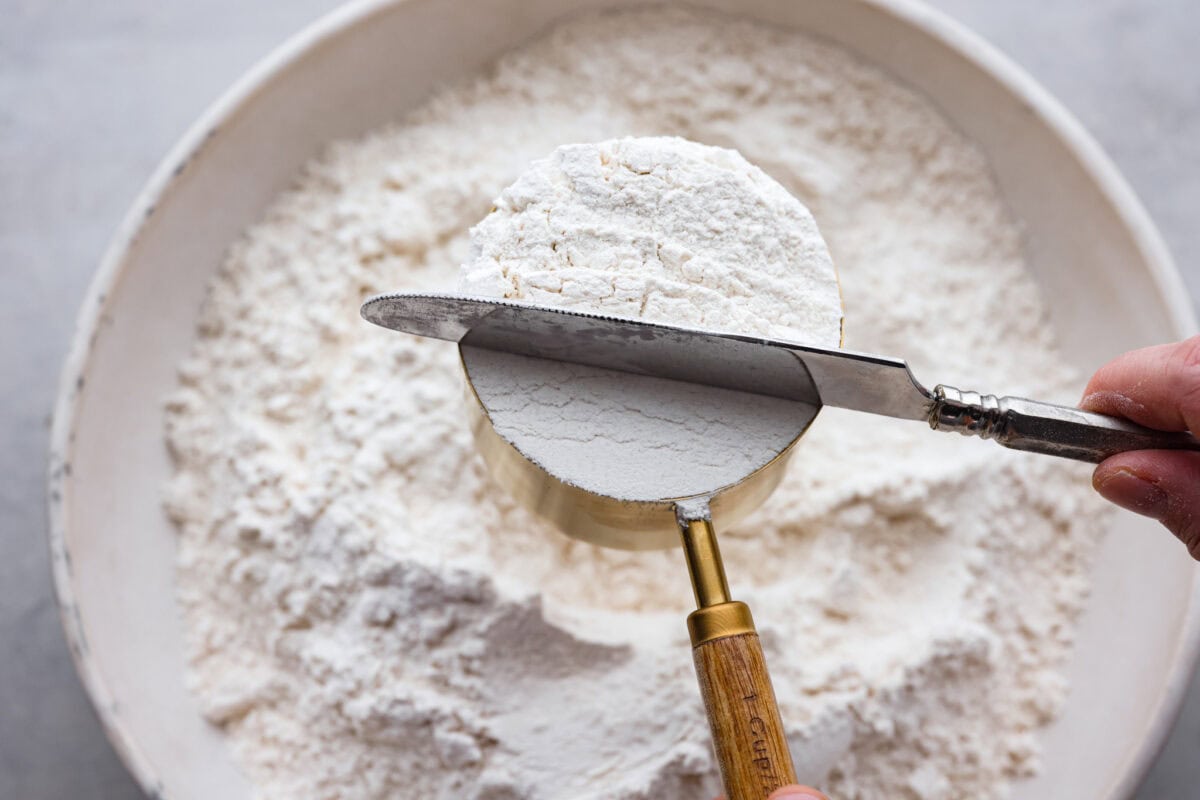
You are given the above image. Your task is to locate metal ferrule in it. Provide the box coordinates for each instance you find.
[928,385,1007,439]
[687,602,756,646]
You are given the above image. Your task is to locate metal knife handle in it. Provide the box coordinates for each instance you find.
[928,385,1200,464]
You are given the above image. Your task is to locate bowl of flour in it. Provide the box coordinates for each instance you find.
[49,1,1200,799]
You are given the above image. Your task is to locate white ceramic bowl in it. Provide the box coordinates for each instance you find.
[49,1,1200,797]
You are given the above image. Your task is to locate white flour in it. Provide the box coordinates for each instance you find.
[461,136,841,501]
[165,7,1106,800]
[459,137,843,344]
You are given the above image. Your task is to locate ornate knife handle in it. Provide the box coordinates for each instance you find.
[928,385,1200,464]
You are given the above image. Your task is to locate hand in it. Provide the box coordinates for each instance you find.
[1082,336,1200,558]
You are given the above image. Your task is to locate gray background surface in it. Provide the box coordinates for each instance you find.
[2,1,1198,797]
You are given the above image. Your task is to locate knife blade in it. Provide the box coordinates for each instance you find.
[360,291,932,421]
[360,291,1200,464]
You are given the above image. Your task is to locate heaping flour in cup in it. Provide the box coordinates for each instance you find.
[165,7,1107,799]
[460,136,843,502]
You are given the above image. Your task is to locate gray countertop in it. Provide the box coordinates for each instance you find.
[2,1,1197,797]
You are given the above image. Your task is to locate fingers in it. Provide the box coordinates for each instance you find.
[1081,335,1200,432]
[767,786,828,800]
[1094,450,1200,558]
[1083,336,1200,560]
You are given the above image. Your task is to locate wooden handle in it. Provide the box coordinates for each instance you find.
[692,626,797,799]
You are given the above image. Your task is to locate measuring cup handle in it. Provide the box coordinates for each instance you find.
[929,385,1200,463]
[689,602,797,799]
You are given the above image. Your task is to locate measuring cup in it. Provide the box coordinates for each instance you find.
[459,326,831,799]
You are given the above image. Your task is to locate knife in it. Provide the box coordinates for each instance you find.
[361,292,1200,464]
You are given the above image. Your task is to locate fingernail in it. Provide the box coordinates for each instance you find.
[1095,468,1169,518]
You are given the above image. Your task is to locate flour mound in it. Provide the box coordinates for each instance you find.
[459,136,841,502]
[459,136,843,344]
[166,8,1106,800]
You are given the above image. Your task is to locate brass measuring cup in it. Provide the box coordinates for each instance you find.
[459,322,836,799]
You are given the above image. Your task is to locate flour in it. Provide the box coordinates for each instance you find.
[164,7,1106,800]
[461,136,841,501]
[459,137,843,344]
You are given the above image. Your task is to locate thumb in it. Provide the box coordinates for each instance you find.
[1093,450,1200,558]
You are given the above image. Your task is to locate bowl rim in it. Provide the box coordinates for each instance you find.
[46,0,1200,796]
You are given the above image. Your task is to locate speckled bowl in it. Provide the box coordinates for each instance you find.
[49,0,1200,797]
